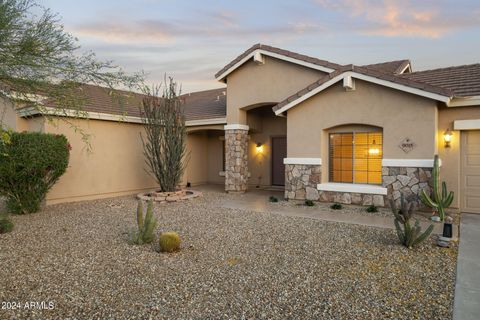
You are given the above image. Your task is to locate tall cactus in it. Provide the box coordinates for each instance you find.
[131,199,157,244]
[420,155,454,221]
[391,193,434,249]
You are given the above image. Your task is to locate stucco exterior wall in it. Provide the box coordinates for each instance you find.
[44,119,215,204]
[287,80,438,170]
[226,56,327,124]
[438,105,480,208]
[206,133,225,185]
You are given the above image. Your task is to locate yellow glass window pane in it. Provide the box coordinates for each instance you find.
[355,145,369,158]
[342,171,353,182]
[341,146,353,157]
[341,159,353,171]
[369,133,383,145]
[355,133,368,145]
[330,134,342,146]
[368,159,382,171]
[332,158,342,170]
[354,158,368,171]
[341,134,353,145]
[332,146,342,158]
[368,172,382,184]
[332,171,342,182]
[355,171,368,183]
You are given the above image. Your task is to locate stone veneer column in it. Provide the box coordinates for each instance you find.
[285,164,321,200]
[382,166,433,208]
[224,126,249,193]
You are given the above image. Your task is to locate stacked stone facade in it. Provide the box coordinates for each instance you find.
[225,129,249,193]
[382,166,433,209]
[284,164,433,208]
[284,164,321,200]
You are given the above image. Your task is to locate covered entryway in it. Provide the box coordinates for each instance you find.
[461,130,480,214]
[271,136,287,186]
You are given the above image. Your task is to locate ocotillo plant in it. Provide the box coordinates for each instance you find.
[420,155,454,221]
[390,193,434,249]
[131,200,157,244]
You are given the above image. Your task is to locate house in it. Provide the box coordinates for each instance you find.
[1,44,480,214]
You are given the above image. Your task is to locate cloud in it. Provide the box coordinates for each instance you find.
[315,0,480,38]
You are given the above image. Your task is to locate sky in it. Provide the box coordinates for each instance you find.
[42,0,480,93]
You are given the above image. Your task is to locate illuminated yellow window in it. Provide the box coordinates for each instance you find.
[329,132,383,185]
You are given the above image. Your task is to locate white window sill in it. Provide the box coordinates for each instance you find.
[317,183,387,195]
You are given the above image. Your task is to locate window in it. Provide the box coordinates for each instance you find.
[329,132,382,185]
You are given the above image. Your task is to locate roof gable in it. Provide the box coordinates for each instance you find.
[215,44,341,81]
[273,65,452,115]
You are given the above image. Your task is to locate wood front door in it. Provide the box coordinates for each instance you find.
[271,136,287,186]
[461,130,480,214]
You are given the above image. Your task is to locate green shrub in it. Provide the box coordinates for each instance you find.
[159,232,181,253]
[0,131,70,214]
[0,214,14,233]
[366,205,378,213]
[330,203,342,210]
[305,199,315,206]
[131,200,157,245]
[269,196,278,203]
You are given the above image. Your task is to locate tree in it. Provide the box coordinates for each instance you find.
[0,0,143,145]
[141,78,188,192]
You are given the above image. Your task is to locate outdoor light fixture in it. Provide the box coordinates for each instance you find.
[256,142,264,154]
[444,129,453,148]
[368,139,380,155]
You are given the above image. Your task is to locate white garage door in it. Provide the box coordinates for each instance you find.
[461,130,480,214]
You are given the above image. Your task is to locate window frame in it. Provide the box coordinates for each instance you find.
[329,131,383,185]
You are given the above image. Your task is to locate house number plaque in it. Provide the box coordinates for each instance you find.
[399,138,416,153]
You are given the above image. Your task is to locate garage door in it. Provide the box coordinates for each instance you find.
[461,130,480,214]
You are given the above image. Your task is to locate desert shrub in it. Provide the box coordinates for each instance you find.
[159,232,181,253]
[0,131,70,214]
[269,196,278,203]
[0,214,14,233]
[305,199,315,206]
[131,200,157,245]
[330,203,342,210]
[366,205,378,213]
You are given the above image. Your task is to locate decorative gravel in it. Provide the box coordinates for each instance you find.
[0,191,457,319]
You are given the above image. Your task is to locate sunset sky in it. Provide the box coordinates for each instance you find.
[42,0,480,93]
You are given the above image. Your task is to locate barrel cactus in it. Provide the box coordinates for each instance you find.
[391,193,434,249]
[159,232,181,253]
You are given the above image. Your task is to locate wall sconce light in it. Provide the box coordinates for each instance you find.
[444,129,452,148]
[368,139,380,155]
[256,142,264,154]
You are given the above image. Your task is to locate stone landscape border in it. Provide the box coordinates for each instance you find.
[137,190,202,203]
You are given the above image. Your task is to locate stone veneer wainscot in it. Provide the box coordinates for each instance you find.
[224,128,249,192]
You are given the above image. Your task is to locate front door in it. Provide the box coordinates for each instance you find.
[461,130,480,214]
[271,136,287,186]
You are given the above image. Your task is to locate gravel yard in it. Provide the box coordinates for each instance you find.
[0,191,457,319]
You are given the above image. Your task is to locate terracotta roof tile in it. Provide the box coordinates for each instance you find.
[399,64,480,97]
[40,84,226,122]
[215,43,342,79]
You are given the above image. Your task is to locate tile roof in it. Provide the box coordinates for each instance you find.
[38,84,226,122]
[215,43,342,79]
[399,64,480,97]
[362,60,411,74]
[272,64,453,113]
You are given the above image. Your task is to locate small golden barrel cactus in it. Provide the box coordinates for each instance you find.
[159,232,181,253]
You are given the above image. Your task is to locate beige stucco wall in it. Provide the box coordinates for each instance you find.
[0,97,17,130]
[247,110,287,187]
[226,56,327,124]
[438,105,480,208]
[287,80,438,183]
[206,132,225,185]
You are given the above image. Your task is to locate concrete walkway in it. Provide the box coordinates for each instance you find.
[199,185,457,237]
[453,213,480,320]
